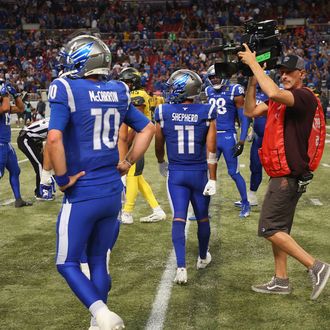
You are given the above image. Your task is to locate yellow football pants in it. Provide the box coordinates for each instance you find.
[123,163,159,213]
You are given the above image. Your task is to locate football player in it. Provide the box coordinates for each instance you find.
[17,117,56,201]
[155,69,217,284]
[0,81,32,207]
[205,65,251,218]
[246,84,268,206]
[118,68,166,224]
[47,35,155,330]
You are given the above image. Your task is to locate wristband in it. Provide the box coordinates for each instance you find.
[55,173,70,186]
[207,152,217,164]
[123,158,132,167]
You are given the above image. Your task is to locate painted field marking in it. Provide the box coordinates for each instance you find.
[310,198,323,206]
[322,163,330,168]
[145,221,191,330]
[239,164,246,168]
[18,158,28,164]
[0,198,15,206]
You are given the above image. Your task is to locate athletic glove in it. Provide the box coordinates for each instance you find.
[232,141,244,157]
[158,161,168,177]
[203,179,216,196]
[0,84,8,96]
[5,82,20,99]
[39,169,56,200]
[39,184,54,200]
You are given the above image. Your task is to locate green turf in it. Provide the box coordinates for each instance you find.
[0,129,329,330]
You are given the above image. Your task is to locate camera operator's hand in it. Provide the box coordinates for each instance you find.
[237,43,257,67]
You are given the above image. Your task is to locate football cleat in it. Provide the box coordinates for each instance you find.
[174,267,187,285]
[14,198,32,208]
[239,202,251,218]
[121,212,133,224]
[140,209,166,223]
[197,251,212,269]
[95,307,125,330]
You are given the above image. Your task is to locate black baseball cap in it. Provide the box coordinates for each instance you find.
[275,55,305,71]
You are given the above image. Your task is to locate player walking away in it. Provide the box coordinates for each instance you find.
[155,69,217,284]
[0,81,32,208]
[246,86,268,206]
[47,34,155,330]
[17,118,55,200]
[118,67,166,224]
[205,65,251,218]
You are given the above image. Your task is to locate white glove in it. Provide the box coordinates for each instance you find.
[203,179,216,196]
[158,161,168,177]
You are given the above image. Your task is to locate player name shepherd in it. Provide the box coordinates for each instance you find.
[172,113,198,122]
[89,91,119,102]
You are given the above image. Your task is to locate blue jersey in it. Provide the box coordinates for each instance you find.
[205,83,245,132]
[0,112,11,143]
[253,90,268,137]
[155,103,217,170]
[48,77,149,202]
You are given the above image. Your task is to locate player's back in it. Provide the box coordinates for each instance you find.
[0,112,11,143]
[205,83,244,132]
[48,77,130,187]
[156,103,216,170]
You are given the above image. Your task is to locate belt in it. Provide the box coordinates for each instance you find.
[217,130,227,133]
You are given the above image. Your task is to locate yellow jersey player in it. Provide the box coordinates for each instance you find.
[119,68,166,224]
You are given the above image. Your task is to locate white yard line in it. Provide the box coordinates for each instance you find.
[239,164,246,168]
[145,221,191,330]
[18,158,28,164]
[322,163,330,168]
[0,198,15,206]
[326,140,330,144]
[310,198,323,206]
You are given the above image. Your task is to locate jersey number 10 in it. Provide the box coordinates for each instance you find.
[91,108,120,150]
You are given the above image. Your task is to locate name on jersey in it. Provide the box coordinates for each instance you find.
[172,113,198,122]
[89,91,119,102]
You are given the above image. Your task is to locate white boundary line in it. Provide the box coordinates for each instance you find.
[0,198,15,206]
[145,221,191,330]
[310,198,323,206]
[18,158,28,164]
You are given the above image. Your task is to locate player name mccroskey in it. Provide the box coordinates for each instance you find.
[89,91,119,102]
[171,113,198,122]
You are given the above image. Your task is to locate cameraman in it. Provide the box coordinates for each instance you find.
[238,45,329,300]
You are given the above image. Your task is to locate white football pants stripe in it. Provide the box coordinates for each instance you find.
[56,201,72,265]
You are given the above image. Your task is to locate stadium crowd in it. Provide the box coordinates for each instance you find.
[0,0,329,96]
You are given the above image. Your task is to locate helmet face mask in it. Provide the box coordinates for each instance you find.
[118,67,141,90]
[165,69,202,104]
[206,65,228,90]
[59,35,111,79]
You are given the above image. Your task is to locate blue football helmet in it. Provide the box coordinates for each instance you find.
[206,65,228,90]
[58,35,111,79]
[164,69,202,104]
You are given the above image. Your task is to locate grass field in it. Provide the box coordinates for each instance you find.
[0,128,330,330]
